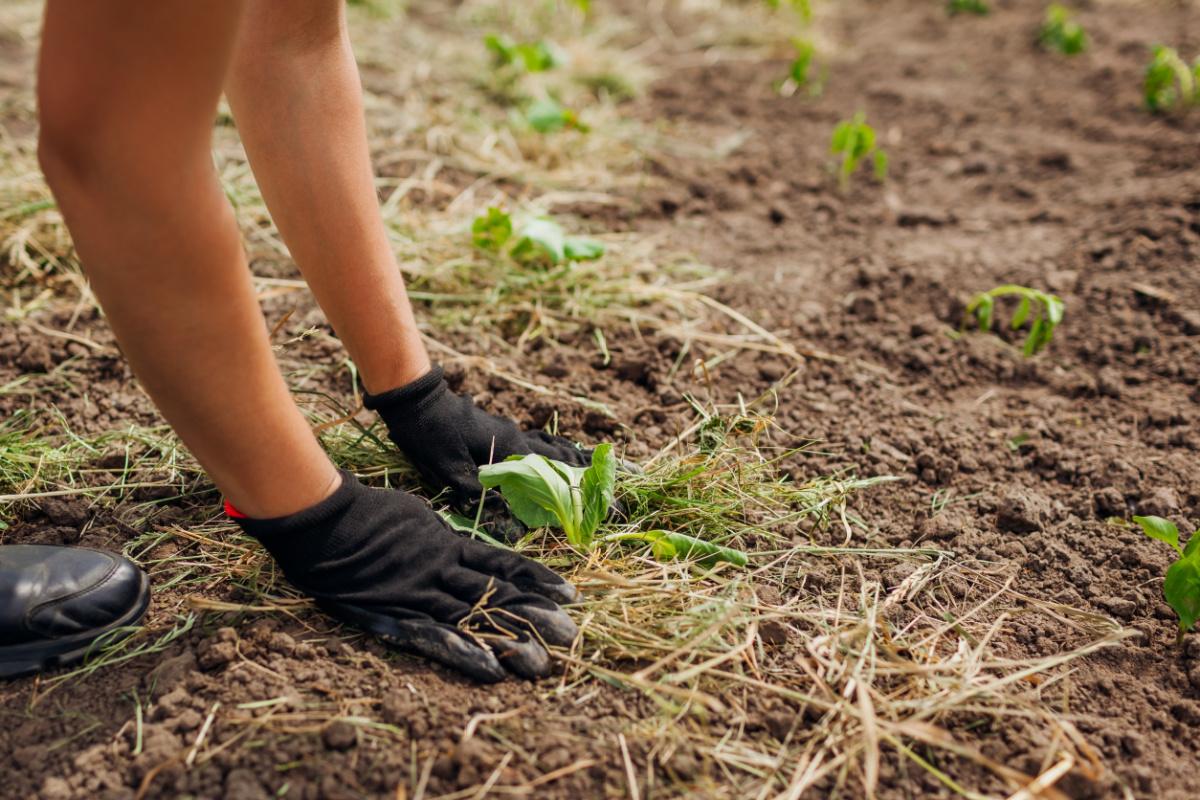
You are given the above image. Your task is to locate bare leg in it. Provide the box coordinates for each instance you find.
[224,1,431,395]
[38,0,339,517]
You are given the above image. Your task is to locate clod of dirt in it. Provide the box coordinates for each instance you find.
[1135,487,1181,518]
[38,776,71,800]
[764,711,793,741]
[321,721,358,751]
[1097,596,1138,621]
[38,498,90,528]
[995,490,1051,533]
[224,768,270,800]
[197,629,240,670]
[583,411,617,435]
[1092,486,1126,518]
[758,619,790,645]
[146,651,197,698]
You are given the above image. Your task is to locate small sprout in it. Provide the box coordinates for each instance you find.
[525,96,589,133]
[1038,4,1087,55]
[765,0,813,23]
[484,34,566,73]
[947,0,989,15]
[829,112,888,189]
[964,285,1064,356]
[470,207,605,267]
[1143,46,1200,113]
[470,206,513,251]
[777,39,823,97]
[1134,516,1200,639]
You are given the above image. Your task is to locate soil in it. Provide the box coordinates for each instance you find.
[3,0,1200,798]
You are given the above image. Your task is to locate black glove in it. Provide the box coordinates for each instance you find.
[363,365,590,541]
[233,471,579,682]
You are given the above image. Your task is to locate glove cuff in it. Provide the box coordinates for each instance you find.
[233,470,363,568]
[362,365,446,414]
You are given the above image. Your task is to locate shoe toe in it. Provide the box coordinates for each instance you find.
[24,546,149,639]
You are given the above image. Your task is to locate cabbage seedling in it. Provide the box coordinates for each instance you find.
[777,39,822,97]
[1134,516,1200,640]
[479,448,749,567]
[479,445,616,550]
[830,112,888,189]
[964,285,1064,356]
[472,207,605,266]
[1038,4,1087,55]
[1144,46,1199,112]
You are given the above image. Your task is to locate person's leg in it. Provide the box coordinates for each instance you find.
[223,1,430,395]
[38,0,339,517]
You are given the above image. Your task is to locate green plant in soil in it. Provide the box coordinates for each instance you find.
[765,0,813,23]
[964,284,1064,356]
[471,206,604,266]
[947,0,989,15]
[777,39,822,97]
[830,112,888,189]
[484,34,566,73]
[524,95,589,133]
[1143,46,1200,113]
[1134,516,1200,640]
[478,445,749,566]
[1038,4,1087,55]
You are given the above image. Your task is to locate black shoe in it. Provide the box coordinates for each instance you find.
[0,545,150,678]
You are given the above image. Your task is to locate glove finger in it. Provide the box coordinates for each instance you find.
[501,603,580,649]
[458,540,581,605]
[524,430,591,467]
[488,632,553,679]
[382,620,507,683]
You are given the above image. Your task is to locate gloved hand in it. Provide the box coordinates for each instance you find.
[232,471,579,682]
[363,365,591,541]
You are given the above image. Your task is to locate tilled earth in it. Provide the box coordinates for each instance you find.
[2,0,1200,798]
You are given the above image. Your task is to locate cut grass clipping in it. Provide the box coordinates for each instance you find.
[1135,515,1200,640]
[965,284,1064,356]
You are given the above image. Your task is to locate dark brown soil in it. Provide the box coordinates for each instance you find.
[3,0,1200,798]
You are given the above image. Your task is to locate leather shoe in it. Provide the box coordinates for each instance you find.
[0,545,150,678]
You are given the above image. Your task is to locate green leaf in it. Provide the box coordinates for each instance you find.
[873,149,889,181]
[1010,296,1031,330]
[478,454,574,533]
[471,206,513,251]
[526,97,585,133]
[1023,317,1045,356]
[1183,530,1200,559]
[563,236,605,261]
[974,295,994,331]
[511,217,567,265]
[623,530,749,568]
[1135,515,1182,554]
[484,34,517,65]
[1164,554,1200,633]
[579,444,616,544]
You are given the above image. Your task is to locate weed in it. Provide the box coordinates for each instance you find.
[1143,46,1200,113]
[947,0,989,15]
[1039,4,1087,55]
[964,284,1064,356]
[830,112,888,189]
[484,34,566,73]
[1134,516,1200,639]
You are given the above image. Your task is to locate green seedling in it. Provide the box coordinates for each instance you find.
[479,447,748,567]
[471,207,605,266]
[965,285,1064,356]
[830,112,888,189]
[1038,4,1087,55]
[484,34,566,73]
[947,0,988,15]
[765,0,813,23]
[525,96,589,133]
[1134,516,1200,640]
[479,445,615,550]
[777,39,823,97]
[1143,46,1200,112]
